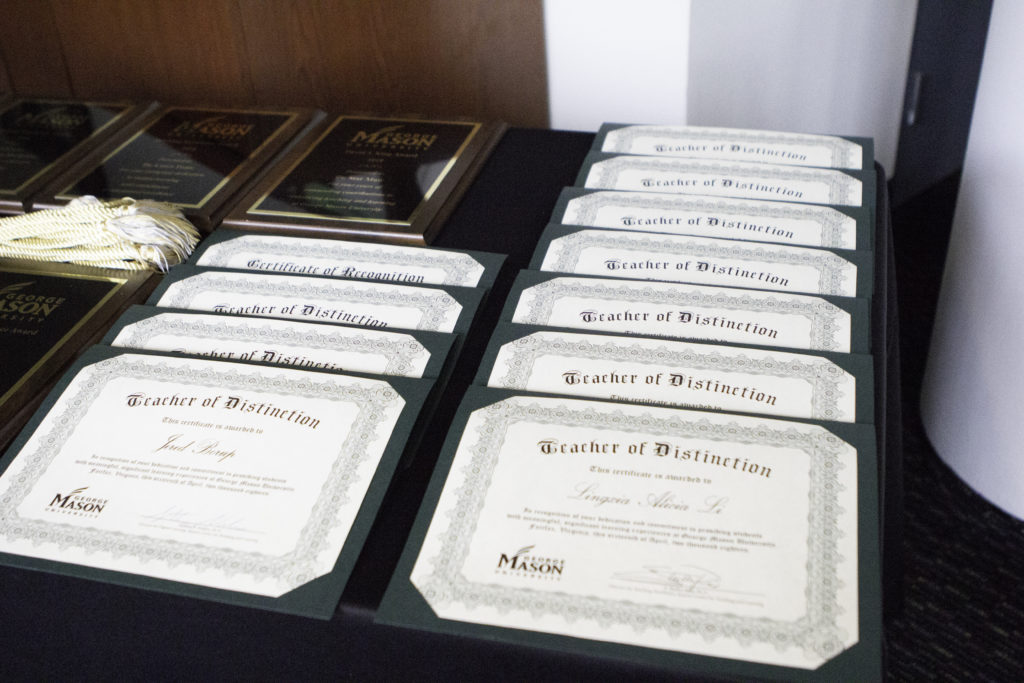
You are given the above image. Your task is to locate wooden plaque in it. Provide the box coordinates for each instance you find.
[31,105,321,231]
[0,259,159,451]
[0,98,153,215]
[222,115,506,245]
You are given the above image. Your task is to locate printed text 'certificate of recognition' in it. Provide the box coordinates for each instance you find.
[0,351,407,602]
[401,391,867,670]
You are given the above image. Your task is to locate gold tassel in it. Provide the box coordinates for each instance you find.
[0,196,201,272]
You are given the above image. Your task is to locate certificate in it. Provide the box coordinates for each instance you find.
[532,225,871,298]
[378,388,881,678]
[0,347,433,617]
[593,123,872,170]
[501,272,870,354]
[551,188,871,250]
[475,324,873,423]
[191,229,504,288]
[102,306,453,379]
[576,152,871,207]
[147,266,482,334]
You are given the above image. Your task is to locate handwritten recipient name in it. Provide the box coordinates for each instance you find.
[569,482,729,513]
[156,433,237,462]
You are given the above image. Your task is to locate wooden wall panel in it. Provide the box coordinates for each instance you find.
[50,0,255,105]
[0,0,548,126]
[239,0,548,126]
[237,1,342,110]
[0,48,11,94]
[0,1,73,96]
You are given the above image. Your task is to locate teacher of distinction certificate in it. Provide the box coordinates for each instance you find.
[0,349,415,608]
[381,389,879,675]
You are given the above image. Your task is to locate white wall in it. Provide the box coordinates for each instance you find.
[686,0,916,174]
[920,0,1024,520]
[544,0,690,132]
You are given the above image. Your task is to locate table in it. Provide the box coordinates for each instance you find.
[0,128,900,681]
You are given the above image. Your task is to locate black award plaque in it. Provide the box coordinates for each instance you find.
[0,260,158,451]
[0,98,149,214]
[33,106,318,231]
[223,115,505,244]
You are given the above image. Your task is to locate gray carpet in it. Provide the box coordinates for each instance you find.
[886,173,1024,681]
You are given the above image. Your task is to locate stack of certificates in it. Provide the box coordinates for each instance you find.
[378,125,883,678]
[0,230,502,618]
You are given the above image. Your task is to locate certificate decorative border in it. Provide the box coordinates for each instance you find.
[414,397,850,663]
[585,157,861,207]
[514,278,849,352]
[113,313,431,377]
[603,126,861,169]
[561,191,856,249]
[0,355,404,592]
[158,272,461,332]
[542,230,856,296]
[198,236,485,287]
[492,333,852,421]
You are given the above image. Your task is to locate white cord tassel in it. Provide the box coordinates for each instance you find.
[0,197,200,271]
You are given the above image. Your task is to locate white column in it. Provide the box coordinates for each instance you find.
[920,0,1024,519]
[544,0,689,132]
[687,0,916,174]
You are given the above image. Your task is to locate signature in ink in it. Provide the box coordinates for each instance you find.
[612,565,721,593]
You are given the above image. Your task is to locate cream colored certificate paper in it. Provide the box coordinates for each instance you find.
[482,330,858,422]
[508,276,855,353]
[151,270,464,332]
[410,394,859,668]
[194,233,489,287]
[537,228,860,297]
[600,125,865,169]
[580,156,863,206]
[558,190,859,249]
[108,311,436,378]
[0,353,405,596]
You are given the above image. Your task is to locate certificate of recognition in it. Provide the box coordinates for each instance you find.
[191,229,504,288]
[551,188,871,250]
[502,272,870,354]
[148,267,482,334]
[576,153,869,207]
[476,325,872,423]
[594,124,871,170]
[532,225,871,298]
[103,306,453,379]
[0,348,432,617]
[378,389,881,678]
